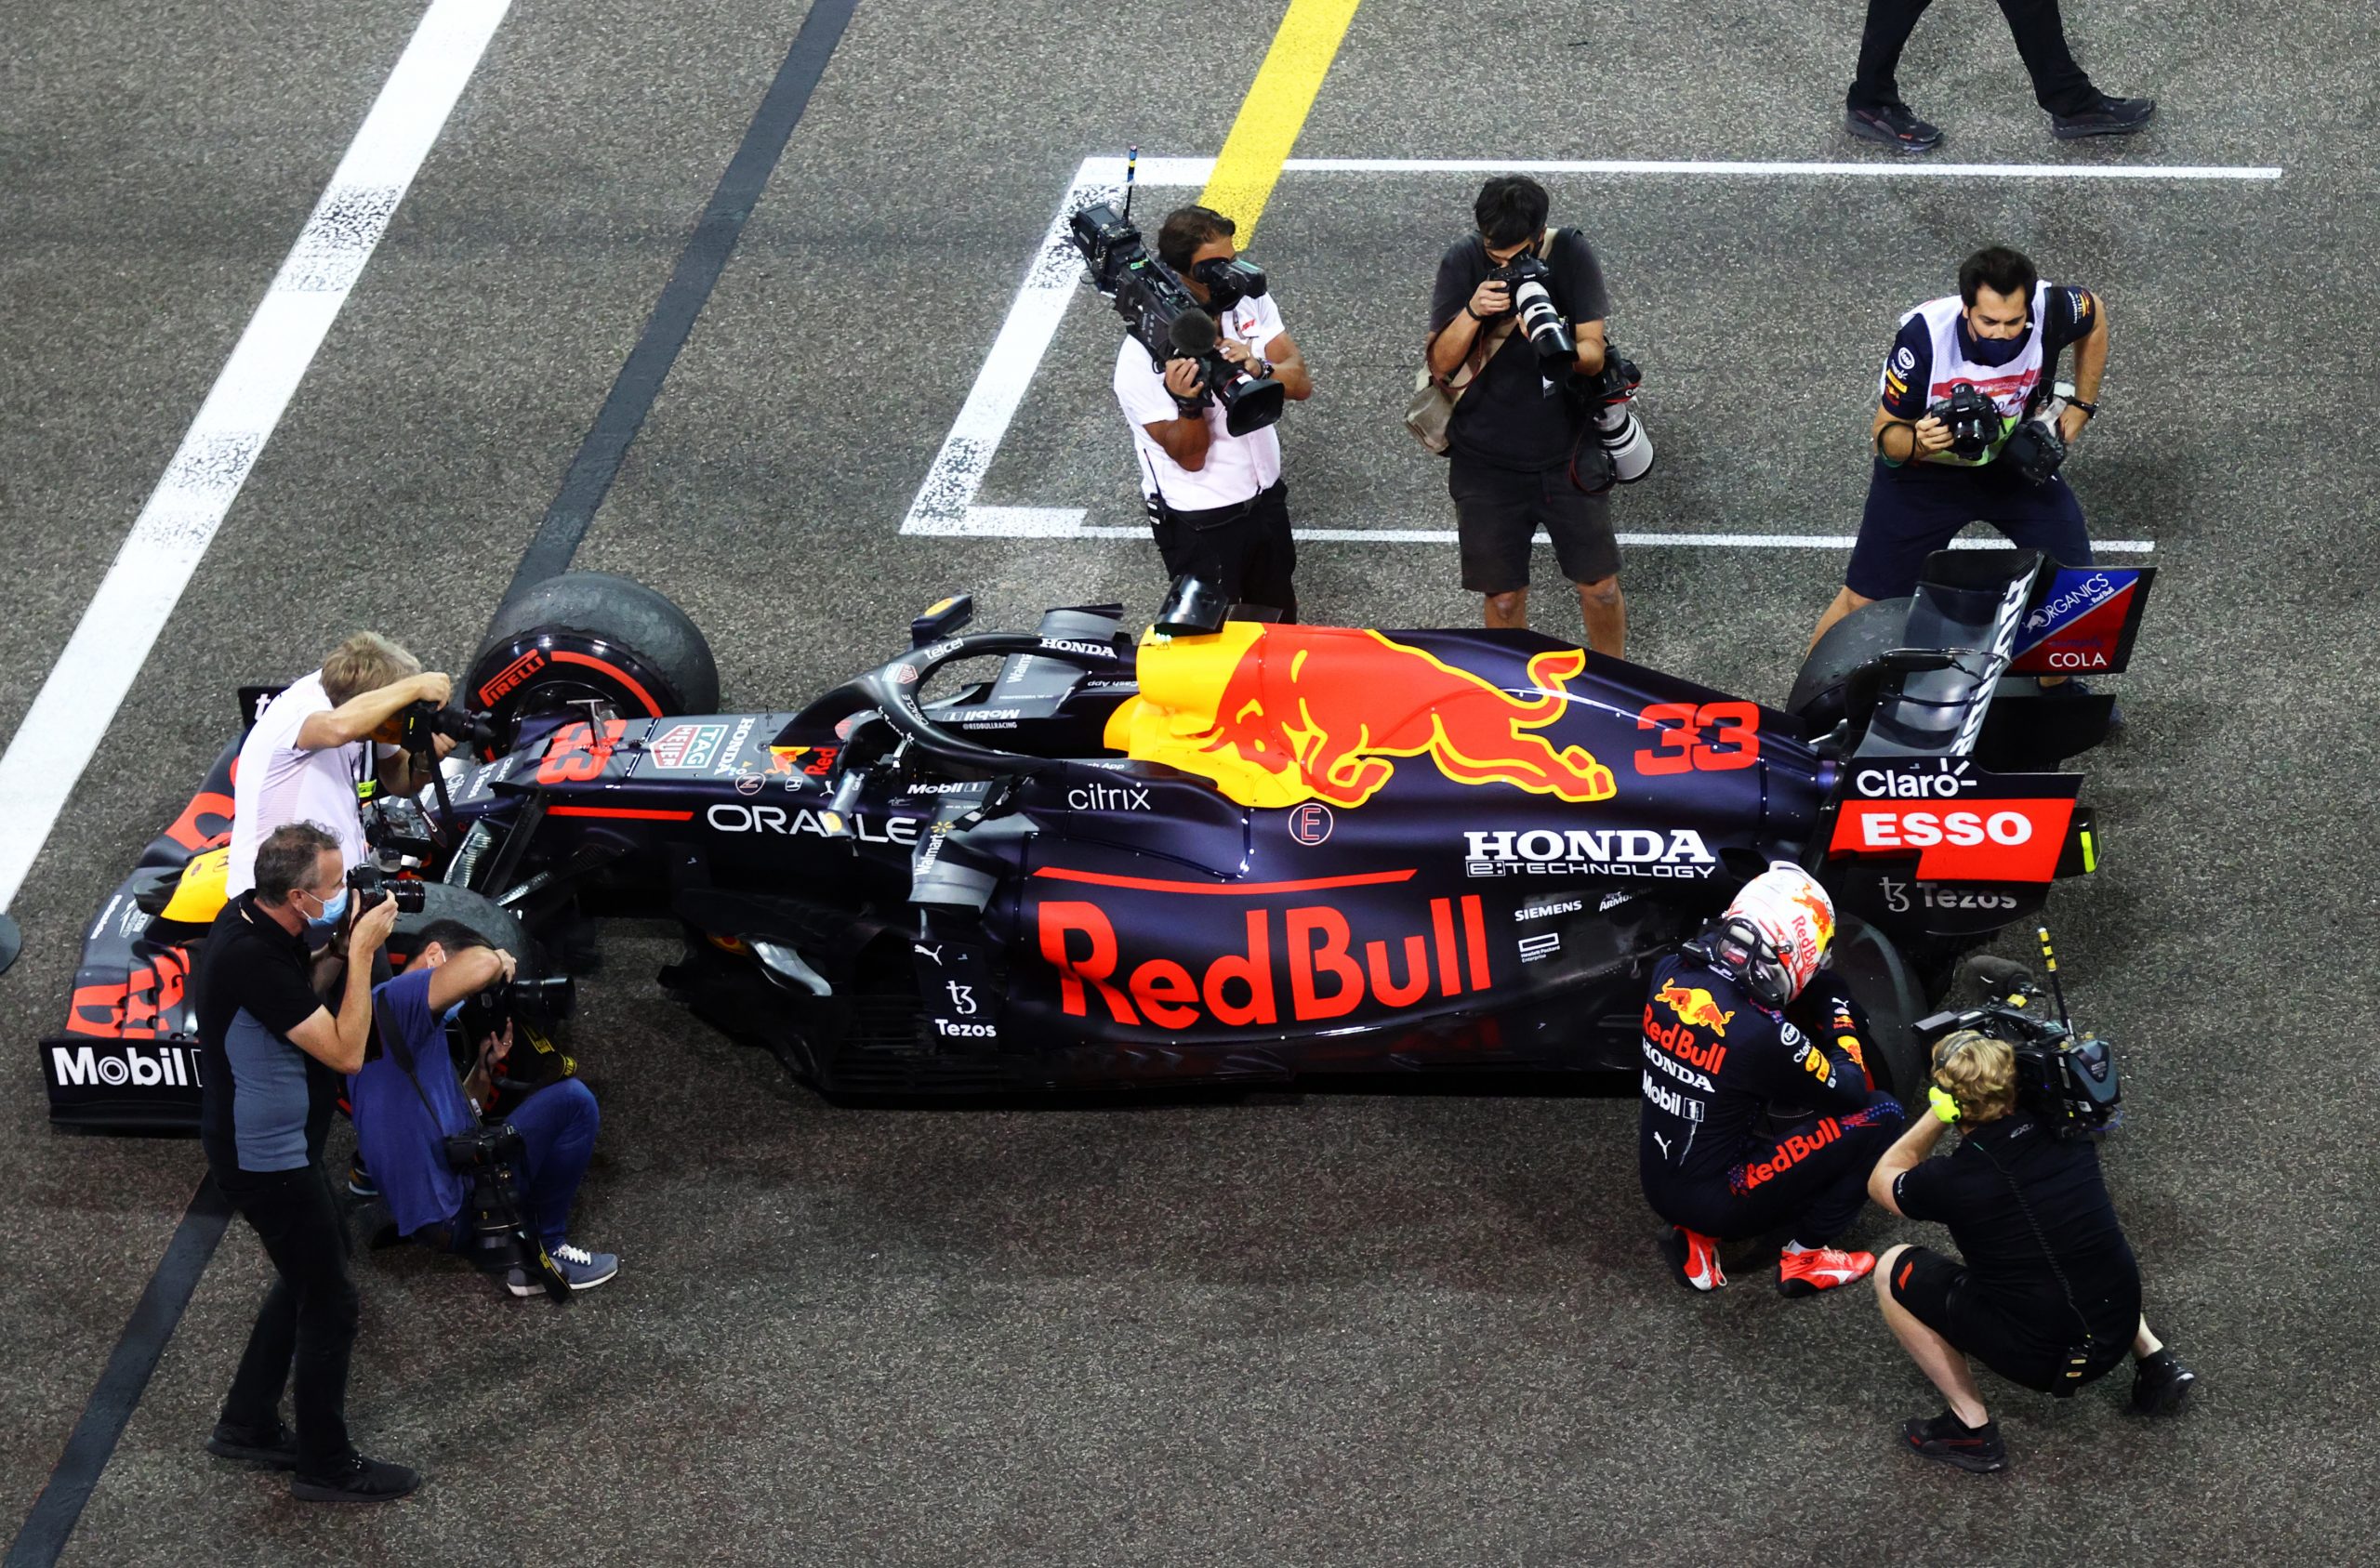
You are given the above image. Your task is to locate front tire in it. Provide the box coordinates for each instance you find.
[466,573,720,742]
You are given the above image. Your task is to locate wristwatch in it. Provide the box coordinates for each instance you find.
[1251,359,1274,380]
[2055,380,2096,417]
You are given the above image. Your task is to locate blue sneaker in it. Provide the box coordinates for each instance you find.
[347,1158,378,1199]
[507,1241,618,1297]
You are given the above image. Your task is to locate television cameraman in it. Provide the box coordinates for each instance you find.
[225,631,458,899]
[1808,246,2109,660]
[198,821,420,1502]
[1426,176,1624,653]
[354,919,615,1295]
[1868,1030,2196,1473]
[1112,204,1313,622]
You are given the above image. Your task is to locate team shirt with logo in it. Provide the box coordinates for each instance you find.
[1113,290,1289,510]
[1877,283,2099,463]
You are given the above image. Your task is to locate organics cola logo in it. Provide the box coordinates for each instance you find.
[1035,894,1492,1029]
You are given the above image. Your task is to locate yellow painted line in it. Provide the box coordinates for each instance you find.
[1197,0,1362,240]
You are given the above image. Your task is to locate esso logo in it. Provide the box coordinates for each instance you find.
[1858,810,2033,850]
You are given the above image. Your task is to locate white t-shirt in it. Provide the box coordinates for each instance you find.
[1113,291,1288,511]
[224,671,386,896]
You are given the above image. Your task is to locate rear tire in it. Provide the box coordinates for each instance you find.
[467,573,719,738]
[391,883,530,966]
[1786,596,1911,734]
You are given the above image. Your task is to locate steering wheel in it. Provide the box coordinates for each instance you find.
[814,632,1133,820]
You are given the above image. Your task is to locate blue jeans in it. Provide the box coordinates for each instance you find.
[488,1078,600,1247]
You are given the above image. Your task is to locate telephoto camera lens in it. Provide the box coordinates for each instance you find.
[1511,279,1574,367]
[1596,402,1655,483]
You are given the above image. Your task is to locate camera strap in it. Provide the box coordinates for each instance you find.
[1968,1129,2105,1387]
[373,989,464,1138]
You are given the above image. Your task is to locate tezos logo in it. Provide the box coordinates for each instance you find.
[1464,828,1717,879]
[1289,803,1334,846]
[934,1019,997,1038]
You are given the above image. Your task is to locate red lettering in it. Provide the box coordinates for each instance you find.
[1365,934,1432,1008]
[476,648,547,707]
[1431,898,1460,996]
[1202,911,1276,1027]
[67,982,127,1037]
[1038,902,1139,1025]
[1461,895,1490,991]
[1130,959,1200,1029]
[163,790,235,852]
[1287,908,1362,1020]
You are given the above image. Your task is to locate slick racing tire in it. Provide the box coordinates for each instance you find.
[390,883,530,968]
[1786,596,1913,738]
[1826,913,1925,1099]
[468,573,720,742]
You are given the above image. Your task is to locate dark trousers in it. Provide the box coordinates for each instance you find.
[506,1077,601,1248]
[1148,478,1298,624]
[1849,0,2098,115]
[218,1160,359,1476]
[1645,1092,1907,1246]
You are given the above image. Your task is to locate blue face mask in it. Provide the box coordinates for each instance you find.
[1958,314,2032,366]
[301,885,349,942]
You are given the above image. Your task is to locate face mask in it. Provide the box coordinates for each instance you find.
[301,886,349,942]
[1960,316,2031,366]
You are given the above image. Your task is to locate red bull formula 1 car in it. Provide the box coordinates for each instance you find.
[43,554,2153,1127]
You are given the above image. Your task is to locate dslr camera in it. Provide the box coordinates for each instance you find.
[1491,254,1576,379]
[1926,380,2004,461]
[1067,202,1286,437]
[1916,956,2121,1139]
[346,863,426,916]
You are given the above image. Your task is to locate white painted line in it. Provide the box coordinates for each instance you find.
[0,0,510,912]
[907,150,2268,546]
[932,518,2158,551]
[1283,158,2284,181]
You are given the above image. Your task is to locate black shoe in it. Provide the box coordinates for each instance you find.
[290,1454,422,1504]
[2052,96,2156,139]
[1900,1409,2008,1473]
[205,1418,299,1469]
[347,1157,378,1199]
[1846,102,1943,153]
[2130,1350,2197,1416]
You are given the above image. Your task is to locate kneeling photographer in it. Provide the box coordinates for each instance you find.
[1090,201,1313,622]
[356,920,615,1296]
[1869,1022,2194,1474]
[1810,245,2111,657]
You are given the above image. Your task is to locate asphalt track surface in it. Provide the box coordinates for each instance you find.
[3,1,2375,1562]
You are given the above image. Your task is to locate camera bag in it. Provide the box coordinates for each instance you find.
[1405,230,1555,455]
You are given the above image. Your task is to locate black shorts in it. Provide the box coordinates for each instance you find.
[1149,478,1298,624]
[1449,455,1619,593]
[1887,1245,2129,1395]
[1845,458,2094,601]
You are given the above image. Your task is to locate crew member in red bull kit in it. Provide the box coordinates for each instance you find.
[1808,246,2111,655]
[1639,864,1906,1297]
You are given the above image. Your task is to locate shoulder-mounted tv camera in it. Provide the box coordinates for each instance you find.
[1915,930,2121,1139]
[1066,151,1285,437]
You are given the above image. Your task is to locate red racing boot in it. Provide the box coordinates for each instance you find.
[1659,1226,1727,1292]
[1776,1244,1876,1297]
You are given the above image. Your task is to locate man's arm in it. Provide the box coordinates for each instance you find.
[1869,1106,1952,1216]
[1427,275,1514,380]
[2059,296,2109,444]
[295,672,452,752]
[426,946,510,1012]
[284,893,397,1074]
[1571,318,1606,379]
[1872,402,1952,463]
[377,735,458,797]
[1250,330,1314,401]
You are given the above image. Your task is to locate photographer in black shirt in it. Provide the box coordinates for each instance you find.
[1426,177,1626,653]
[1868,1030,2195,1472]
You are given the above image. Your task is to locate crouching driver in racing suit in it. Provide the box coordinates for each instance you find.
[1640,863,1906,1296]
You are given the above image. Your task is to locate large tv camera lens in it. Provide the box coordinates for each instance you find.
[1213,366,1286,436]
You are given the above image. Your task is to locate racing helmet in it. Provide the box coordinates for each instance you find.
[1708,862,1836,1006]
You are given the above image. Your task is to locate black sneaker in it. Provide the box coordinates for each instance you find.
[1900,1409,2008,1472]
[290,1454,422,1504]
[2130,1350,2197,1416]
[1846,102,1944,153]
[205,1418,299,1469]
[347,1157,378,1199]
[2052,97,2156,139]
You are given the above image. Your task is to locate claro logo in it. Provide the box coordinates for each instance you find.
[1037,896,1493,1029]
[49,1042,201,1090]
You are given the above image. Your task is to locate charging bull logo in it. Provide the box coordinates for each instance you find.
[1104,624,1617,810]
[1655,980,1734,1038]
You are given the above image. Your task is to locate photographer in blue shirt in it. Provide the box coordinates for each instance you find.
[356,920,615,1295]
